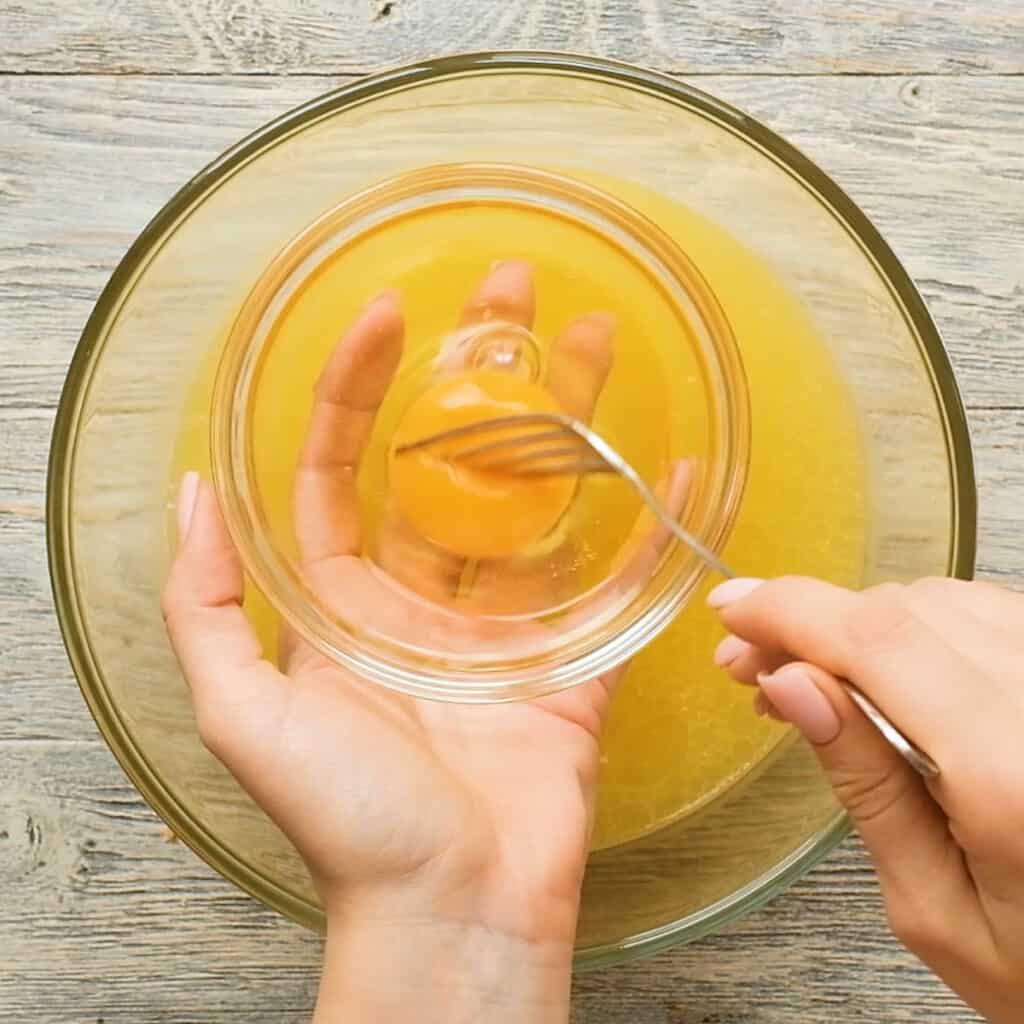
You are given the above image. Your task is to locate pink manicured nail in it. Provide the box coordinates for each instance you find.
[176,471,200,543]
[581,311,617,331]
[757,667,841,744]
[714,634,750,667]
[369,288,400,308]
[707,577,764,609]
[487,258,530,277]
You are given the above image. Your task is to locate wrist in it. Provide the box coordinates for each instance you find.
[314,886,576,1024]
[315,839,586,947]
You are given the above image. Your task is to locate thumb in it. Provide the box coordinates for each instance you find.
[162,472,288,770]
[757,663,964,917]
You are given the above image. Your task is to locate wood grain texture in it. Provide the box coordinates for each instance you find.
[2,0,1023,76]
[1,12,1020,1021]
[0,742,981,1023]
[1,73,1021,413]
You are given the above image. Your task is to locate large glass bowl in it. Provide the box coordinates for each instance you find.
[48,53,975,968]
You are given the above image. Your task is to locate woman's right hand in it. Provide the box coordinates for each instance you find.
[709,576,1024,1024]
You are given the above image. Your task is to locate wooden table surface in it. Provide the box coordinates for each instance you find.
[2,3,1021,1021]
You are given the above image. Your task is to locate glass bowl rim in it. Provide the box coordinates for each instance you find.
[210,159,751,701]
[47,50,977,967]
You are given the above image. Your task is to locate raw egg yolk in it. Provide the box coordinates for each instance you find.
[389,369,577,560]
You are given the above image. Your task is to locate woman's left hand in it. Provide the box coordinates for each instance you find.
[162,261,646,1022]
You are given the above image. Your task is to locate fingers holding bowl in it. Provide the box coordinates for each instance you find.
[465,308,618,612]
[380,262,615,613]
[283,290,405,659]
[458,258,536,330]
[163,474,289,771]
[545,311,616,423]
[376,261,540,599]
[293,290,404,569]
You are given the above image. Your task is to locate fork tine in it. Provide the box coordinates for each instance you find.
[454,428,575,465]
[465,444,598,474]
[393,410,604,477]
[393,412,572,456]
[393,411,740,580]
[510,457,616,478]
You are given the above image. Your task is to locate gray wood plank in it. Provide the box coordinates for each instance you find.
[3,0,1023,76]
[1,74,1021,415]
[0,739,980,1022]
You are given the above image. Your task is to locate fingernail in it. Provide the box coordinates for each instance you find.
[582,311,617,331]
[714,634,750,668]
[369,288,400,308]
[707,577,764,609]
[176,471,200,544]
[758,667,841,744]
[488,258,529,276]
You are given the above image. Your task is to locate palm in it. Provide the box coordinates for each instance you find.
[256,652,611,913]
[164,262,623,928]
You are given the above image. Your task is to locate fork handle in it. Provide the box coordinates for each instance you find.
[635,480,940,777]
[625,470,738,580]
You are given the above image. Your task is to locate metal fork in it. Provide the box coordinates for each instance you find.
[394,412,940,778]
[395,411,737,578]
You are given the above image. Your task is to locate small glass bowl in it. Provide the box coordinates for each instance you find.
[211,162,750,702]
